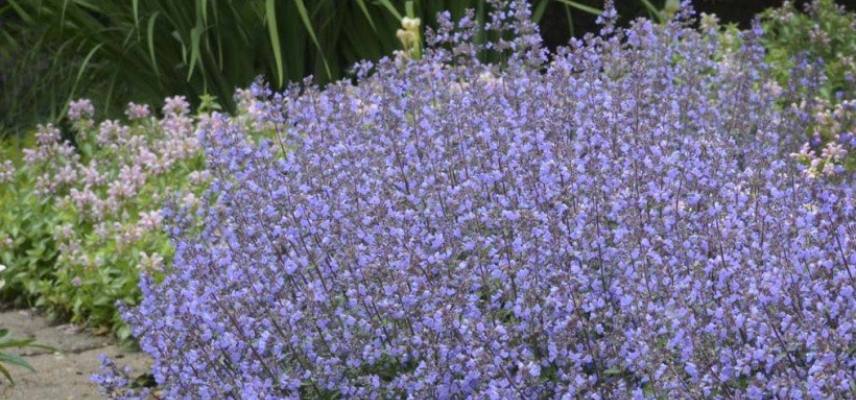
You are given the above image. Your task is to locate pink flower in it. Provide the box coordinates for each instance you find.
[125,102,151,120]
[68,99,95,121]
[163,96,190,117]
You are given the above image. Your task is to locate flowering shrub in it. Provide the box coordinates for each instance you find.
[0,98,206,339]
[790,98,856,178]
[0,137,60,312]
[762,0,855,173]
[104,1,856,398]
[762,0,856,104]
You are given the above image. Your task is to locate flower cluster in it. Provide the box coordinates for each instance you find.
[396,17,423,59]
[68,98,95,121]
[791,99,855,177]
[21,124,80,195]
[0,160,14,183]
[91,355,151,400]
[110,1,854,398]
[124,102,151,121]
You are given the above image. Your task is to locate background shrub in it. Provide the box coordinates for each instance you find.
[762,0,856,103]
[761,0,856,172]
[3,0,840,135]
[0,0,604,135]
[110,2,855,398]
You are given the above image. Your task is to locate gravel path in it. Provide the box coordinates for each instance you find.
[0,309,151,399]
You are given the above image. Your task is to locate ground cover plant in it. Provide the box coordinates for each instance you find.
[0,99,206,340]
[0,136,60,313]
[96,1,855,398]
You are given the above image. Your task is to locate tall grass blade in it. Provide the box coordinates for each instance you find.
[0,354,35,373]
[147,12,161,77]
[67,43,103,109]
[563,4,574,37]
[355,0,377,32]
[554,0,601,16]
[6,1,32,24]
[377,0,402,20]
[0,364,13,384]
[532,0,550,23]
[294,0,332,81]
[265,0,285,87]
[60,0,70,34]
[639,0,664,22]
[187,25,203,82]
[132,0,140,29]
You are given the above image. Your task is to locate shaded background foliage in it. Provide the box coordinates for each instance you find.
[0,0,831,136]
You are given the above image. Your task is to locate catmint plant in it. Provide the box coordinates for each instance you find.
[107,1,854,398]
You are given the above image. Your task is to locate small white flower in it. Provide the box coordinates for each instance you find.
[401,17,421,30]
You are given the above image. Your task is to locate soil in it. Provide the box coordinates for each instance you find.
[0,309,150,399]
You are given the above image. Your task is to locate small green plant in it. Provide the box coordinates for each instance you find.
[0,326,50,384]
[0,98,208,341]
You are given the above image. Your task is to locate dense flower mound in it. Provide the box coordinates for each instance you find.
[120,2,855,398]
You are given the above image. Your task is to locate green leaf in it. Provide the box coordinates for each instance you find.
[0,363,14,384]
[293,0,332,81]
[0,353,35,373]
[376,0,402,20]
[265,0,284,87]
[532,0,550,23]
[117,325,132,341]
[553,0,601,16]
[147,12,161,77]
[186,25,204,82]
[355,0,377,32]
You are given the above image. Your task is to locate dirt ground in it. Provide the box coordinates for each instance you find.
[0,309,150,399]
